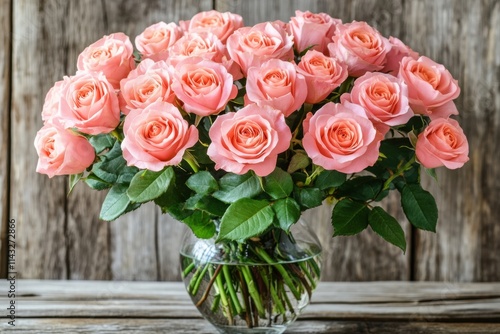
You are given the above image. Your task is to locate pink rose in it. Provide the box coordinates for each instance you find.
[119,59,175,115]
[58,71,120,135]
[121,100,198,171]
[416,118,469,169]
[302,102,382,173]
[399,56,460,119]
[296,50,348,104]
[34,122,95,178]
[245,59,307,117]
[341,72,413,127]
[172,58,237,117]
[179,10,243,43]
[289,10,341,53]
[207,104,292,177]
[42,80,64,124]
[135,21,183,61]
[77,33,135,89]
[383,36,419,75]
[328,21,391,77]
[227,22,294,75]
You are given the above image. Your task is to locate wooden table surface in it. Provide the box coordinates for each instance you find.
[0,280,499,333]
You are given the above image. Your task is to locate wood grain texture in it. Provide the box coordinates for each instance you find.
[403,0,500,282]
[0,0,12,278]
[0,280,499,333]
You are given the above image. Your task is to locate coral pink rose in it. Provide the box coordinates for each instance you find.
[135,21,182,61]
[41,80,64,124]
[180,10,243,43]
[341,72,413,127]
[207,104,292,177]
[297,50,348,104]
[58,72,120,135]
[119,59,175,115]
[34,122,95,178]
[328,21,391,77]
[121,100,198,171]
[172,58,237,117]
[399,56,460,119]
[77,33,135,89]
[416,118,469,169]
[303,102,382,173]
[245,59,307,117]
[227,22,294,75]
[383,36,419,75]
[289,10,341,53]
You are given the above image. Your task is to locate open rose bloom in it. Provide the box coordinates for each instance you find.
[35,9,469,251]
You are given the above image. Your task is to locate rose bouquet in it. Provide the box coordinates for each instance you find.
[35,9,469,332]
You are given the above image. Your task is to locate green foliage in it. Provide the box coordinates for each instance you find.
[263,168,293,199]
[272,197,301,232]
[213,172,262,203]
[127,167,175,203]
[401,184,438,232]
[369,207,407,252]
[100,184,132,221]
[186,171,218,194]
[294,187,323,209]
[331,199,369,236]
[183,210,216,239]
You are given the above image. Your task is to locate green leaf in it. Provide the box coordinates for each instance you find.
[186,171,218,194]
[287,151,310,173]
[263,168,293,199]
[332,199,369,236]
[183,211,216,239]
[89,134,116,154]
[92,141,129,183]
[68,173,83,195]
[272,197,301,231]
[401,184,438,232]
[217,198,274,242]
[100,184,131,221]
[295,187,323,209]
[85,174,112,190]
[369,207,407,252]
[213,172,262,203]
[127,167,175,203]
[337,176,386,202]
[315,170,346,190]
[184,194,228,217]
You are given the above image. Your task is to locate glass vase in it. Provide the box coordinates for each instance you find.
[179,219,322,334]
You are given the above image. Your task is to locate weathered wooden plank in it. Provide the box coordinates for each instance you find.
[215,0,410,281]
[11,0,69,279]
[1,280,499,321]
[0,0,12,278]
[404,0,500,282]
[2,319,499,334]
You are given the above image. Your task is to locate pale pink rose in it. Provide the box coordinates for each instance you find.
[179,10,243,43]
[167,32,242,80]
[135,21,183,61]
[289,10,341,53]
[302,101,382,173]
[172,58,237,117]
[399,56,460,119]
[296,50,348,104]
[341,72,413,127]
[416,118,469,169]
[58,72,120,135]
[245,59,307,117]
[227,22,294,75]
[77,33,135,89]
[328,21,391,77]
[383,36,419,75]
[119,59,175,115]
[34,122,95,178]
[207,104,292,177]
[121,100,198,171]
[41,80,64,124]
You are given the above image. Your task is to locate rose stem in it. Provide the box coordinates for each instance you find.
[215,266,233,325]
[298,261,317,289]
[241,265,266,317]
[181,261,195,279]
[253,247,301,300]
[280,279,295,314]
[195,264,223,308]
[238,270,253,328]
[288,263,312,299]
[191,263,210,295]
[308,257,321,278]
[222,265,243,315]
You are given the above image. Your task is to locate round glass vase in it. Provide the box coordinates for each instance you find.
[179,219,322,334]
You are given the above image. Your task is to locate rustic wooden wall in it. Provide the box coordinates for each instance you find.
[2,0,499,282]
